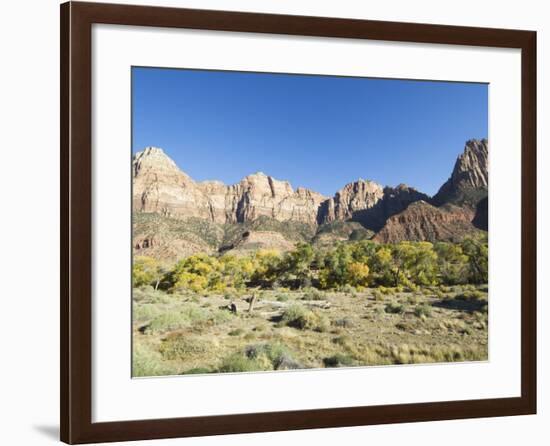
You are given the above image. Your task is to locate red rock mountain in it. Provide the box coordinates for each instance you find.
[375,139,488,242]
[133,139,488,259]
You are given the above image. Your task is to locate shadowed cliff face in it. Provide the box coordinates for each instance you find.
[132,139,489,259]
[431,139,488,207]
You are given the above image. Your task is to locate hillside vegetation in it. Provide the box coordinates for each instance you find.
[132,236,488,376]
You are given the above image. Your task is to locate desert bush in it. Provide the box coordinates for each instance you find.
[332,335,351,346]
[276,293,290,302]
[133,303,163,322]
[456,290,485,301]
[133,287,172,304]
[244,343,302,370]
[280,304,329,332]
[142,304,232,334]
[144,312,194,334]
[332,317,355,328]
[183,367,211,375]
[341,284,358,296]
[372,290,385,301]
[384,302,405,314]
[323,353,354,368]
[159,334,212,360]
[414,304,432,318]
[302,287,324,301]
[132,343,175,377]
[218,353,272,373]
[228,328,244,336]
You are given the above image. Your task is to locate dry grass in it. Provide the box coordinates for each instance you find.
[132,284,488,376]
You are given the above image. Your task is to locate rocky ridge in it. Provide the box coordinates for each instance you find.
[133,140,488,260]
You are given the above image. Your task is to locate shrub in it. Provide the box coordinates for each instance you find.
[218,353,271,373]
[414,304,432,318]
[341,284,357,295]
[280,304,329,332]
[183,367,211,375]
[132,343,175,377]
[159,335,212,360]
[276,293,290,302]
[332,317,355,328]
[384,302,405,314]
[133,303,162,322]
[456,290,485,301]
[302,288,324,301]
[244,343,302,370]
[144,312,193,334]
[228,328,244,336]
[372,290,385,301]
[323,353,354,368]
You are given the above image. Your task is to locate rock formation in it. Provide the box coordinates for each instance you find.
[133,147,326,226]
[375,139,489,242]
[373,201,479,243]
[317,181,429,231]
[133,139,489,260]
[432,138,488,206]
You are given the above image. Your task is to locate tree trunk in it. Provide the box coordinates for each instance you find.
[248,293,257,313]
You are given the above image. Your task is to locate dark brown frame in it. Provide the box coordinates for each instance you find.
[60,1,537,443]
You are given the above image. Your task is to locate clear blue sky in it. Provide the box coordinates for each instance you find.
[132,67,487,196]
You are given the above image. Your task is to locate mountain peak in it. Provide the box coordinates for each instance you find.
[133,146,183,177]
[141,146,165,155]
[432,139,488,206]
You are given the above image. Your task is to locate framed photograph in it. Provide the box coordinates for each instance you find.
[61,1,536,443]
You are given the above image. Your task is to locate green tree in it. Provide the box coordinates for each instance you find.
[281,243,315,288]
[319,244,355,289]
[461,236,488,283]
[434,242,468,285]
[408,242,438,286]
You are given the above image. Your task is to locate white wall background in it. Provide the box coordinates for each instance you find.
[0,0,546,444]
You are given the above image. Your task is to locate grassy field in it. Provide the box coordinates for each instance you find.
[132,284,488,377]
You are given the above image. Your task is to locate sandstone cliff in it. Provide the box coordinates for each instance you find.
[133,147,326,226]
[317,181,429,231]
[133,139,489,260]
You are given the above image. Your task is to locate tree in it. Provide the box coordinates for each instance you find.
[133,256,165,289]
[407,242,438,286]
[434,242,468,285]
[281,243,315,288]
[319,244,354,289]
[345,262,370,288]
[169,253,220,292]
[461,236,488,283]
[369,242,437,287]
[250,250,282,287]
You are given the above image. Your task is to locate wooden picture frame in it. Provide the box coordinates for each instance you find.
[60,1,536,443]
